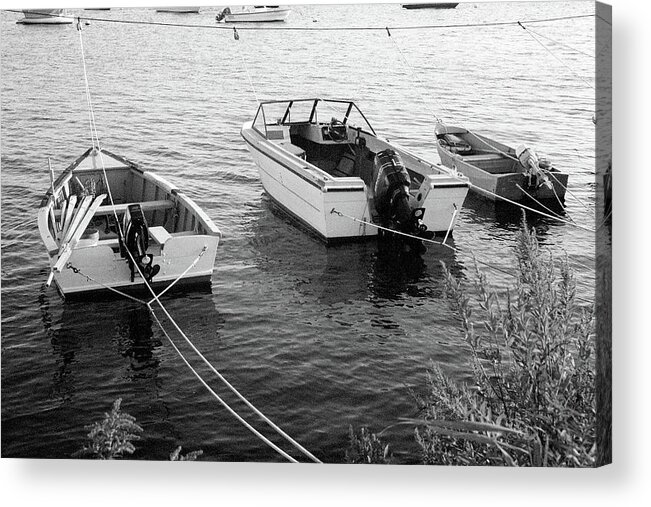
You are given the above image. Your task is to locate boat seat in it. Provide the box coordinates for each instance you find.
[332,152,357,177]
[149,226,172,246]
[463,153,504,162]
[278,142,306,160]
[54,199,175,218]
[93,200,175,217]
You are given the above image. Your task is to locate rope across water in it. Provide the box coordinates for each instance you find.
[63,21,322,464]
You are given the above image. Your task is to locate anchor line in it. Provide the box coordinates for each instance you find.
[65,24,321,464]
[468,183,595,233]
[147,309,300,464]
[147,246,208,306]
[329,208,594,304]
[385,28,450,124]
[232,28,260,105]
[6,9,596,32]
[518,21,595,91]
[514,183,573,223]
[64,263,149,305]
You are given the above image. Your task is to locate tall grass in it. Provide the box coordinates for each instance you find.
[414,216,596,466]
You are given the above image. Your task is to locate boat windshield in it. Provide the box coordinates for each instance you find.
[253,98,376,138]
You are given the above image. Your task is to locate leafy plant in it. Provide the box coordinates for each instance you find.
[345,425,391,464]
[415,215,596,466]
[170,446,204,461]
[75,398,204,461]
[74,398,143,460]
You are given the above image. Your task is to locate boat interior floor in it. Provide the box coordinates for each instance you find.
[289,133,424,191]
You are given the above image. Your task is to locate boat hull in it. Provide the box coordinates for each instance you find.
[435,124,568,204]
[242,114,468,242]
[51,234,219,298]
[39,148,221,299]
[17,10,72,24]
[244,133,372,242]
[402,3,459,9]
[222,9,290,23]
[437,145,568,202]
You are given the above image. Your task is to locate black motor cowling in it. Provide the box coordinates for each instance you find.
[371,149,431,241]
[121,204,160,283]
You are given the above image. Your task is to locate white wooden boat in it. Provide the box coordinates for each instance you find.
[17,9,72,24]
[155,7,201,13]
[216,6,291,23]
[435,123,568,203]
[241,98,469,244]
[38,148,221,299]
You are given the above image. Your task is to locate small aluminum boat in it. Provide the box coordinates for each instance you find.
[435,123,568,204]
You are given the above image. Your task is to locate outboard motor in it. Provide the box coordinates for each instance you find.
[121,204,160,283]
[516,145,553,190]
[215,7,231,22]
[371,149,430,241]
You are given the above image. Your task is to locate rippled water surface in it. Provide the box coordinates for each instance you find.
[1,3,598,463]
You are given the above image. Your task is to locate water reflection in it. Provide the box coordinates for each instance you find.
[250,198,465,303]
[462,192,567,233]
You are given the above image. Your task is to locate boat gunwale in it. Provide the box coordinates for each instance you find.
[241,122,367,193]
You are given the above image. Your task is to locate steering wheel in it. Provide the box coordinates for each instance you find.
[327,118,348,142]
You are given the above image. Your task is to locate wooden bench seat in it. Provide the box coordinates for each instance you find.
[54,199,175,218]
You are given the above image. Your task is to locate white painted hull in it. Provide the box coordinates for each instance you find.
[39,148,221,299]
[247,134,373,241]
[223,8,290,23]
[17,10,72,24]
[242,120,468,242]
[52,234,219,297]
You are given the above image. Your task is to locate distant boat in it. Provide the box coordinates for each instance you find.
[16,9,73,24]
[435,123,568,203]
[155,7,201,13]
[216,6,291,23]
[39,148,221,299]
[402,3,459,9]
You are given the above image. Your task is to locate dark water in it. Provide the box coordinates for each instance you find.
[1,3,597,463]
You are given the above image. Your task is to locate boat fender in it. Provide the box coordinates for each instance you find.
[121,204,161,283]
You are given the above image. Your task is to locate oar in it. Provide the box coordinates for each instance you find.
[57,199,68,241]
[59,194,78,241]
[50,194,106,276]
[61,195,93,245]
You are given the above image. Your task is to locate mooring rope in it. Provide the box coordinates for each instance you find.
[470,183,594,232]
[148,309,300,464]
[65,263,149,305]
[329,207,594,304]
[518,21,595,91]
[514,183,573,223]
[232,28,260,105]
[148,296,323,463]
[520,24,594,58]
[385,27,449,124]
[70,22,320,463]
[146,246,208,306]
[8,9,595,32]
